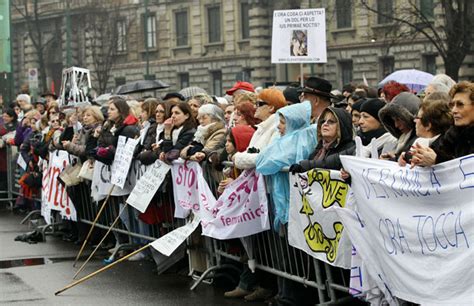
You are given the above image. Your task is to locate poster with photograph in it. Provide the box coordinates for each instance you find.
[271,9,327,63]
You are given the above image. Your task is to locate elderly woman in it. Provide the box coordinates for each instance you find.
[379,92,420,160]
[180,104,226,162]
[159,102,197,163]
[188,93,213,120]
[290,107,355,172]
[398,94,453,166]
[411,81,474,166]
[62,106,104,161]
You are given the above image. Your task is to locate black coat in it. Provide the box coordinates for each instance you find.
[299,107,355,171]
[162,126,196,163]
[433,125,474,163]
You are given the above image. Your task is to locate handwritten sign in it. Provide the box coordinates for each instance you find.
[170,161,216,219]
[151,215,201,256]
[201,170,270,239]
[126,160,171,213]
[271,9,327,63]
[111,136,139,189]
[289,169,352,268]
[336,155,474,304]
[41,150,77,221]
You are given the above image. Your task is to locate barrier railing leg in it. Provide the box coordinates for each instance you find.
[73,185,115,267]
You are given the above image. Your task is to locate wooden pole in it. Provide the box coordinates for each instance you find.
[55,244,151,296]
[73,185,115,267]
[73,203,128,279]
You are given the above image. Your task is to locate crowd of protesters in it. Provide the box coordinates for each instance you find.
[0,74,473,305]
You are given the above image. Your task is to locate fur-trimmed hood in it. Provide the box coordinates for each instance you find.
[379,92,420,138]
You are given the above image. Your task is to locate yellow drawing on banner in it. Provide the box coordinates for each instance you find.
[298,169,349,263]
[304,222,343,262]
[307,169,348,208]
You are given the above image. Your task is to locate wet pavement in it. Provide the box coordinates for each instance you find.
[0,208,264,305]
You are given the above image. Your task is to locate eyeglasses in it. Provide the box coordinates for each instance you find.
[321,119,337,125]
[449,101,470,109]
[51,119,60,123]
[256,100,268,107]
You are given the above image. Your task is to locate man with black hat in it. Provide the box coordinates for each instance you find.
[300,77,334,123]
[41,91,58,108]
[34,98,47,115]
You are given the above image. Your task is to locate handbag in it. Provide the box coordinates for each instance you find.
[58,162,82,187]
[78,159,94,181]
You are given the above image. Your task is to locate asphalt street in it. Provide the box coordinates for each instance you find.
[0,207,263,305]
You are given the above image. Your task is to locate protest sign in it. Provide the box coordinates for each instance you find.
[289,169,352,268]
[170,161,216,219]
[271,9,327,63]
[17,153,27,171]
[111,136,139,189]
[151,215,201,256]
[58,66,91,107]
[201,170,270,240]
[41,150,77,221]
[337,155,474,305]
[126,160,171,213]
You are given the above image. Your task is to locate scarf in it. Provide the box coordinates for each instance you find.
[193,122,216,145]
[156,124,164,143]
[313,140,334,161]
[360,127,387,146]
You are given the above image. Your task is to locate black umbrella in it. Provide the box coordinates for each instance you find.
[115,79,169,94]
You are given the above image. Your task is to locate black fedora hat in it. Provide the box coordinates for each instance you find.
[41,91,58,99]
[302,77,335,99]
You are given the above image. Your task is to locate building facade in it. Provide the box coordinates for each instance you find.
[9,0,473,98]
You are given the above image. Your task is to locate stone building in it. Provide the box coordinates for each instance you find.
[10,0,473,97]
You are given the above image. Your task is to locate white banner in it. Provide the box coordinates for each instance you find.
[126,160,171,213]
[41,150,77,221]
[201,170,270,240]
[151,215,201,256]
[337,155,474,305]
[271,9,327,63]
[111,136,139,189]
[170,161,216,219]
[289,169,352,268]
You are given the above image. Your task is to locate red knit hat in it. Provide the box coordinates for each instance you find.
[231,125,255,152]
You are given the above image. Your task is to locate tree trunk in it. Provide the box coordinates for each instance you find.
[443,53,463,82]
[37,49,48,92]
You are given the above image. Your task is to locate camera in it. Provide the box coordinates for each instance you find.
[403,151,414,163]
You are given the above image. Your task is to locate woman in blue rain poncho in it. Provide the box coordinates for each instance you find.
[255,102,317,231]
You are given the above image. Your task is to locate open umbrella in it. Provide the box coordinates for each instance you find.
[379,69,434,92]
[115,79,169,94]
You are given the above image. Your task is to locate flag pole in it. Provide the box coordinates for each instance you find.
[73,203,129,279]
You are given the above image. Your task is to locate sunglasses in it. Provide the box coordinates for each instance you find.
[256,100,268,107]
[448,101,470,109]
[321,119,337,125]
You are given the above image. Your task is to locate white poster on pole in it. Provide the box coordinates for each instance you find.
[111,136,139,189]
[271,9,327,63]
[336,155,474,305]
[151,215,201,256]
[126,160,171,213]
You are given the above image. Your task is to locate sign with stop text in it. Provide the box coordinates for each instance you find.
[271,9,327,63]
[170,161,216,219]
[336,155,474,305]
[289,169,352,268]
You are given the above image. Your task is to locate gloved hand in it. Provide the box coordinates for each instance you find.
[288,163,304,174]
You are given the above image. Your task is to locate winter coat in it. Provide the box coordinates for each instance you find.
[379,92,420,158]
[91,115,140,165]
[298,107,355,171]
[136,119,160,165]
[233,113,280,170]
[433,125,474,163]
[63,124,100,160]
[0,120,17,172]
[256,102,317,230]
[180,121,226,159]
[161,126,196,163]
[14,122,32,147]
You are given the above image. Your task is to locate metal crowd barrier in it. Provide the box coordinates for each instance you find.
[4,145,353,304]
